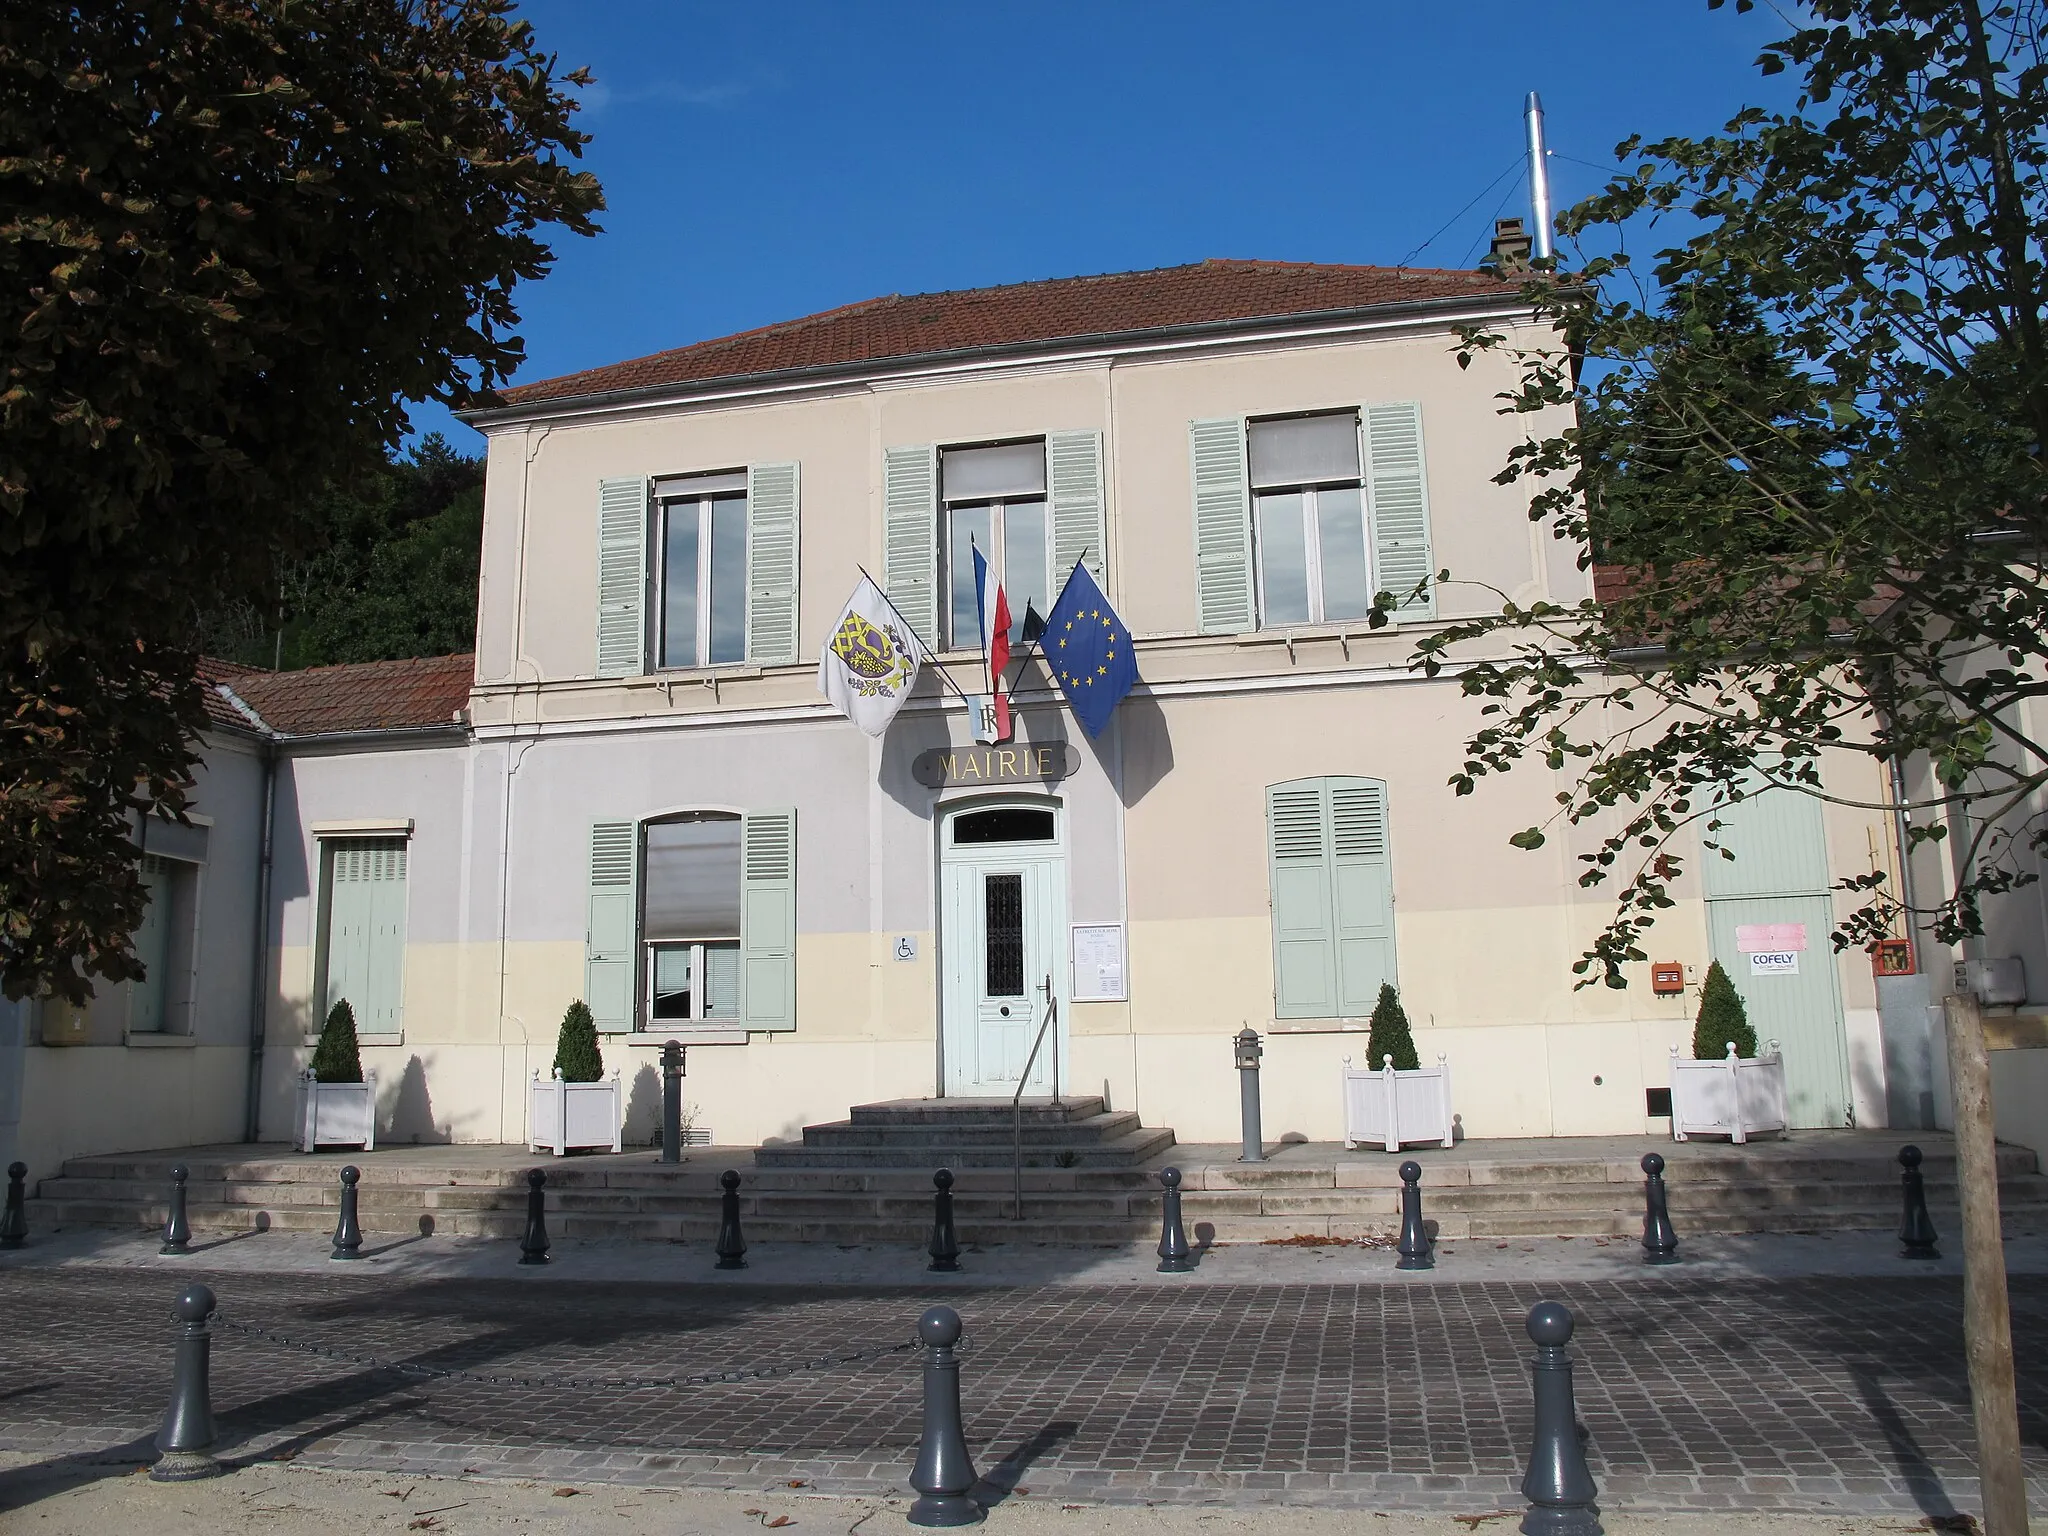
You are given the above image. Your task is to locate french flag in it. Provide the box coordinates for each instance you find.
[972,543,1012,740]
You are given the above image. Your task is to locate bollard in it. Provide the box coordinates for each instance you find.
[160,1164,192,1257]
[0,1162,26,1249]
[518,1168,550,1265]
[907,1304,982,1526]
[330,1165,363,1261]
[715,1169,748,1269]
[1235,1027,1265,1163]
[1155,1167,1194,1273]
[1396,1160,1433,1271]
[1898,1144,1939,1260]
[659,1040,686,1164]
[1520,1301,1602,1536]
[928,1168,961,1273]
[1640,1153,1678,1266]
[151,1283,223,1482]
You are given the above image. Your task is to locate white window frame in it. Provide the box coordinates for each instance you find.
[642,939,743,1028]
[1250,413,1372,631]
[943,496,1049,652]
[655,488,748,670]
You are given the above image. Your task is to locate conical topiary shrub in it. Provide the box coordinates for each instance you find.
[311,998,364,1084]
[553,999,604,1083]
[1693,961,1758,1060]
[1365,982,1421,1072]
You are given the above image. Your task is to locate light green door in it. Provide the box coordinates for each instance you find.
[939,804,1066,1097]
[1702,786,1851,1128]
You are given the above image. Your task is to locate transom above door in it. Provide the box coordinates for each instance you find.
[939,801,1067,1098]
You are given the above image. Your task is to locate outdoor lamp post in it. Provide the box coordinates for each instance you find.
[660,1040,686,1164]
[1235,1027,1265,1163]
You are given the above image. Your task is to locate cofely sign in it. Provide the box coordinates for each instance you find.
[912,742,1078,789]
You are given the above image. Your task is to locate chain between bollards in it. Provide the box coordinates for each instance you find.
[1898,1144,1939,1260]
[0,1161,26,1249]
[160,1164,192,1257]
[1396,1160,1433,1271]
[152,1283,222,1482]
[928,1169,961,1272]
[715,1169,748,1269]
[519,1168,550,1265]
[1520,1300,1602,1535]
[330,1165,363,1261]
[1640,1153,1678,1266]
[907,1305,982,1526]
[1155,1167,1193,1273]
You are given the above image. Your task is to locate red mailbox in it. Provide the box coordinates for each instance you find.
[1650,962,1685,996]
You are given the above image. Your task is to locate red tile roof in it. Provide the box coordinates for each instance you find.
[212,653,474,739]
[495,260,1516,408]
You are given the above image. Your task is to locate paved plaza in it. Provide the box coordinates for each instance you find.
[0,1235,2044,1523]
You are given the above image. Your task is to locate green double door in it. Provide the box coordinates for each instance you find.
[1703,785,1852,1128]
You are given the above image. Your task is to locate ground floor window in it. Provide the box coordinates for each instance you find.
[639,814,743,1029]
[1266,777,1395,1019]
[131,853,199,1034]
[317,836,408,1035]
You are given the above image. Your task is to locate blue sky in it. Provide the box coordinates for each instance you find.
[410,0,1796,449]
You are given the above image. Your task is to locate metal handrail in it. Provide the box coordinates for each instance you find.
[1011,975,1061,1221]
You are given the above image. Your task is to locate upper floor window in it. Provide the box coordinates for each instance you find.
[1250,413,1370,627]
[942,440,1049,649]
[655,470,748,669]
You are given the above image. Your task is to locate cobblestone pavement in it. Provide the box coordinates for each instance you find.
[0,1265,2042,1519]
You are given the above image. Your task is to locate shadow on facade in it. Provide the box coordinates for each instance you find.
[383,1055,449,1145]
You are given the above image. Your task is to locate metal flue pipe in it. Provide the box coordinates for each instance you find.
[1525,91,1555,262]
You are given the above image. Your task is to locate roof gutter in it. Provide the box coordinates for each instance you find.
[457,290,1534,431]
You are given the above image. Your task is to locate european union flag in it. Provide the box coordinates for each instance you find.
[1042,561,1138,738]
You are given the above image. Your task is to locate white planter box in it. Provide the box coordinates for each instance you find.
[1668,1042,1789,1143]
[1342,1054,1455,1152]
[295,1071,377,1152]
[529,1069,624,1156]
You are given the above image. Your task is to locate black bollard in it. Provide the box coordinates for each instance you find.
[518,1168,550,1265]
[151,1283,223,1482]
[330,1165,363,1261]
[659,1039,685,1164]
[715,1169,748,1269]
[907,1304,982,1527]
[159,1164,192,1257]
[1155,1167,1194,1273]
[1898,1144,1939,1260]
[928,1168,961,1273]
[0,1161,26,1249]
[1396,1160,1434,1271]
[1640,1152,1679,1266]
[1520,1301,1602,1536]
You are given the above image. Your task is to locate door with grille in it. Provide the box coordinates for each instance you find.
[939,803,1066,1097]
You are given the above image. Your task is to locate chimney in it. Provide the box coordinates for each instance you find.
[1486,217,1532,272]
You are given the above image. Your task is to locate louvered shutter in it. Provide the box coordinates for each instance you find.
[1329,778,1397,1014]
[585,821,638,1032]
[883,445,939,650]
[740,809,797,1031]
[1364,403,1435,620]
[1190,418,1254,634]
[1267,782,1337,1018]
[595,477,649,677]
[130,856,171,1033]
[324,838,407,1034]
[1048,430,1106,594]
[745,462,800,663]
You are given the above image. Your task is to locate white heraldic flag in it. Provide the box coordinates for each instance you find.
[818,575,929,737]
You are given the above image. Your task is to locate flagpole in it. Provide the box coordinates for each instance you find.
[854,565,976,707]
[1009,551,1091,703]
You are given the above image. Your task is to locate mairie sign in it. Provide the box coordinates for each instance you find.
[912,742,1078,789]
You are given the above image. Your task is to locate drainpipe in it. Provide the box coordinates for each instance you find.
[1889,751,1918,942]
[242,738,278,1141]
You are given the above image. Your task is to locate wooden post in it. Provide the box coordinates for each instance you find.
[1942,992,2029,1536]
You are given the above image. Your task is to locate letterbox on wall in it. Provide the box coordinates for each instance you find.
[1871,938,1915,977]
[1650,963,1685,996]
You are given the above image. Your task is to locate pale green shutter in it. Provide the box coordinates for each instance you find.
[1329,778,1396,1014]
[324,839,406,1034]
[595,477,649,677]
[585,821,638,1032]
[740,808,797,1031]
[745,461,800,664]
[1190,418,1254,634]
[1267,782,1337,1018]
[130,856,171,1033]
[883,445,939,650]
[1364,403,1435,620]
[1048,430,1106,592]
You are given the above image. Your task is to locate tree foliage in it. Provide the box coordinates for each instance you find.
[1,1,601,1003]
[1407,0,2048,986]
[1692,961,1759,1059]
[1366,982,1421,1072]
[311,997,363,1084]
[552,999,603,1084]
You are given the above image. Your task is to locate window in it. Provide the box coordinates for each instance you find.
[130,854,199,1034]
[655,470,748,669]
[640,814,742,1027]
[942,441,1049,649]
[1266,777,1395,1018]
[317,837,408,1036]
[1249,413,1370,627]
